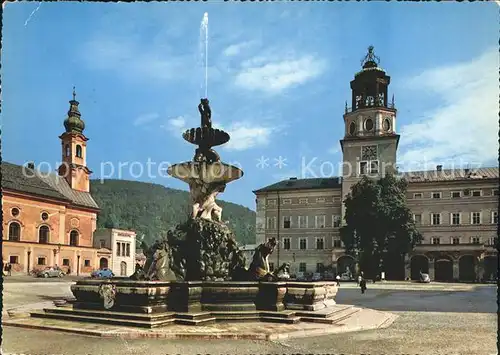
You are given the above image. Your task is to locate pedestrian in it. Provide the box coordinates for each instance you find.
[68,266,71,275]
[357,274,362,286]
[7,263,12,276]
[336,274,341,286]
[360,276,367,294]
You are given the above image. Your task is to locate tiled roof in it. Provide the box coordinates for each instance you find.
[253,177,342,193]
[401,167,499,183]
[1,162,99,210]
[253,167,498,193]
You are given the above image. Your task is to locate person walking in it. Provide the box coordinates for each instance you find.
[336,274,341,286]
[360,276,367,294]
[7,263,12,276]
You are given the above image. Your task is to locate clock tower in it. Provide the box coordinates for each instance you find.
[340,46,400,222]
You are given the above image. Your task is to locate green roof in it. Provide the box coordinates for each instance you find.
[253,177,342,194]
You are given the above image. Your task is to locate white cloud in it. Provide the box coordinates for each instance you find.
[234,54,327,94]
[223,41,258,57]
[133,113,160,126]
[160,116,187,135]
[222,122,276,151]
[398,48,497,168]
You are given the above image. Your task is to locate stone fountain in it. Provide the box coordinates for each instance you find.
[27,99,339,328]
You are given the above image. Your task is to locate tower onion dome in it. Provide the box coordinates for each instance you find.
[63,86,85,134]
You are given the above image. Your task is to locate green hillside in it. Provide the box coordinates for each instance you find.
[90,179,256,247]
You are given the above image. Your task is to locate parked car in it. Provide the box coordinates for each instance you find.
[296,272,306,281]
[419,273,431,283]
[91,268,114,279]
[340,273,353,281]
[37,267,64,278]
[312,273,323,281]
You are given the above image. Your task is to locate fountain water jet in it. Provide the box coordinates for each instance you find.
[200,12,209,98]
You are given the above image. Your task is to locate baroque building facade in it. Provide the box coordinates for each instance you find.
[93,228,137,277]
[2,90,103,275]
[253,47,498,282]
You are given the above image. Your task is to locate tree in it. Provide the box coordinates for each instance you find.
[340,174,422,280]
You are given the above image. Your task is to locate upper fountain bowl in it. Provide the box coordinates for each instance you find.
[183,127,230,148]
[167,161,243,184]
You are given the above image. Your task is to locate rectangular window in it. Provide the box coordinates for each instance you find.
[298,216,307,228]
[359,161,368,175]
[316,263,324,273]
[116,242,121,256]
[471,212,481,225]
[316,237,324,250]
[452,237,460,245]
[489,237,498,246]
[451,191,461,198]
[283,237,291,250]
[471,237,481,244]
[315,215,326,228]
[413,214,422,224]
[492,212,498,224]
[431,213,441,225]
[333,239,342,248]
[493,189,499,196]
[269,262,275,272]
[472,190,482,197]
[451,213,461,225]
[316,197,325,203]
[299,238,307,250]
[413,193,423,199]
[299,198,308,204]
[431,237,440,245]
[370,161,379,174]
[283,216,291,229]
[62,258,70,266]
[126,243,130,257]
[84,259,91,267]
[267,217,276,229]
[432,192,441,199]
[100,239,106,248]
[37,257,46,265]
[333,215,341,228]
[268,199,276,206]
[9,256,19,264]
[282,199,291,205]
[299,263,307,273]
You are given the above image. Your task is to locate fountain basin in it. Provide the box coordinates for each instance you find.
[167,161,243,184]
[69,279,337,314]
[182,127,230,147]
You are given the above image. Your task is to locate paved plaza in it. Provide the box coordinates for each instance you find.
[2,278,497,354]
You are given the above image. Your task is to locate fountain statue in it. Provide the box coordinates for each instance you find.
[132,98,245,282]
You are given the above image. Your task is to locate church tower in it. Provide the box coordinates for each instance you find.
[340,46,400,221]
[58,88,92,192]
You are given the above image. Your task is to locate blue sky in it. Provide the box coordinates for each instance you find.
[3,2,498,209]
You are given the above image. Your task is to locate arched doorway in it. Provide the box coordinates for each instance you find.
[337,255,355,277]
[99,258,108,269]
[435,256,453,282]
[459,255,476,282]
[410,255,429,280]
[385,254,405,280]
[120,261,127,276]
[483,256,498,281]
